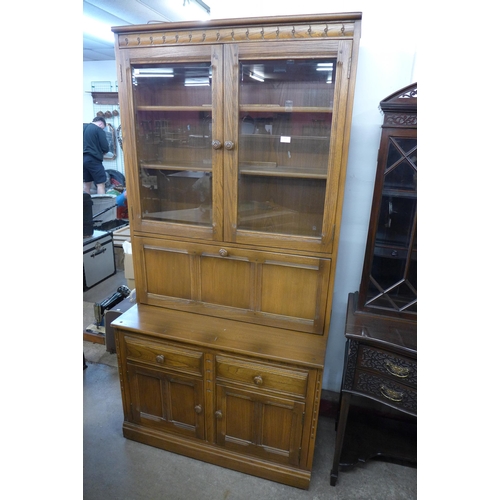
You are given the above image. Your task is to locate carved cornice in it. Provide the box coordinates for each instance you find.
[116,22,355,49]
[399,88,417,99]
[380,83,417,115]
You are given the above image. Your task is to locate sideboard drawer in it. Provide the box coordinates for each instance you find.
[216,355,309,397]
[353,369,417,415]
[358,345,417,387]
[124,336,204,376]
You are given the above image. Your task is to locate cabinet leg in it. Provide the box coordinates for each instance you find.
[330,392,351,486]
[330,472,338,486]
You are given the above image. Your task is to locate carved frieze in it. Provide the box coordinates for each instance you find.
[384,113,417,127]
[118,22,355,49]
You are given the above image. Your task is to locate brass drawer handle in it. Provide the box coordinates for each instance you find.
[380,385,403,402]
[215,410,223,419]
[384,360,410,378]
[253,375,263,386]
[194,405,202,414]
[156,355,165,364]
[224,140,234,150]
[219,248,228,257]
[212,140,222,150]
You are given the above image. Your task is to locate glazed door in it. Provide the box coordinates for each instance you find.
[359,127,417,315]
[223,40,354,253]
[122,44,224,241]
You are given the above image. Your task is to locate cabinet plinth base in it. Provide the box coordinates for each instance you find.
[122,421,311,490]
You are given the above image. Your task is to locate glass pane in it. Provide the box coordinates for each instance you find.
[385,138,417,191]
[376,195,416,248]
[132,62,213,227]
[367,243,417,313]
[365,131,417,313]
[237,58,336,237]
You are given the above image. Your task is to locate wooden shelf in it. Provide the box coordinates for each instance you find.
[239,164,327,179]
[135,105,332,113]
[137,105,212,112]
[240,134,330,141]
[140,162,326,179]
[141,162,212,172]
[240,105,332,113]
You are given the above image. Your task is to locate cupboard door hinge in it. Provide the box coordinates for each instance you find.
[119,64,123,83]
[347,57,352,79]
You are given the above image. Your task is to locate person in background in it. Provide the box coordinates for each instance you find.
[83,116,109,194]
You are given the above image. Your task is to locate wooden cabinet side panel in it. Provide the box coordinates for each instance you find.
[301,368,323,470]
[115,328,133,421]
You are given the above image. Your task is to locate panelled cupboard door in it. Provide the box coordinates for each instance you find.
[215,384,305,466]
[128,362,205,440]
[134,236,331,334]
[119,39,353,254]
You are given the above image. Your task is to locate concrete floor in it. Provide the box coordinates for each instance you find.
[83,271,417,500]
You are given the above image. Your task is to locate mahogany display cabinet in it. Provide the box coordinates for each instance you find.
[330,82,417,486]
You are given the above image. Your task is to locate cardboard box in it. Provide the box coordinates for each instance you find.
[123,241,135,290]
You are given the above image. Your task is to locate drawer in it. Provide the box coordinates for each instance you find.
[124,336,204,376]
[358,345,416,387]
[353,370,417,415]
[215,355,309,397]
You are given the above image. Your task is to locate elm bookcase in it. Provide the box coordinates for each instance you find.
[111,13,362,489]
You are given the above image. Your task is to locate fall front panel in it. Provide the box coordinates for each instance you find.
[137,237,330,334]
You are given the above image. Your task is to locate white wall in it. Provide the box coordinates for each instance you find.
[83,61,119,123]
[83,1,417,393]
